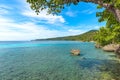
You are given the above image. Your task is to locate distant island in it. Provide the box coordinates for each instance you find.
[34,30,97,42]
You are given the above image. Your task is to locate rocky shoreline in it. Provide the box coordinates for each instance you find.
[95,44,120,58]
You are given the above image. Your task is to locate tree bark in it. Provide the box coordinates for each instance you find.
[113,9,120,23]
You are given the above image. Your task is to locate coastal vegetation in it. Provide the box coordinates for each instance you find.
[95,9,120,46]
[94,6,120,55]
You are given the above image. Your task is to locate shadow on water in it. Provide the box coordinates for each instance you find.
[77,58,120,80]
[77,58,104,69]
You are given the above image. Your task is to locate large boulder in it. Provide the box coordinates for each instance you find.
[102,44,119,52]
[71,49,80,56]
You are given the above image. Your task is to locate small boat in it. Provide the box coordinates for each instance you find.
[71,49,80,56]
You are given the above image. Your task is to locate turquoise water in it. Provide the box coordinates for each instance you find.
[0,41,120,80]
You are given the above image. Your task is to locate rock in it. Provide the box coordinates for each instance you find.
[71,49,80,56]
[102,44,119,52]
[81,57,86,60]
[95,44,102,48]
[115,46,120,58]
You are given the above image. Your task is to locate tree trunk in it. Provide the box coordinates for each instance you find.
[114,9,120,23]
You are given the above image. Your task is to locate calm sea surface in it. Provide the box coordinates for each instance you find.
[0,41,120,80]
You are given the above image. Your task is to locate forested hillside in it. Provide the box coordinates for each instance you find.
[34,30,97,41]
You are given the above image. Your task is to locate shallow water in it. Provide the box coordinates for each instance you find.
[0,41,120,80]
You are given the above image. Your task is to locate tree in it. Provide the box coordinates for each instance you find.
[112,24,120,43]
[26,0,120,23]
[95,27,113,46]
[95,8,120,46]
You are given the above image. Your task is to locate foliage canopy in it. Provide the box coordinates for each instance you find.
[26,0,120,14]
[95,9,120,46]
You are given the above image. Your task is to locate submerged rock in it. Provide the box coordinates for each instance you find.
[71,49,80,56]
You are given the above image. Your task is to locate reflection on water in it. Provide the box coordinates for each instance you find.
[0,41,119,80]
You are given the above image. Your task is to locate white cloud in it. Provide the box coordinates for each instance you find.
[81,9,95,14]
[94,26,100,29]
[0,15,85,41]
[66,11,75,17]
[65,9,79,17]
[0,0,67,41]
[0,0,94,41]
[22,9,65,24]
[0,16,88,41]
[0,5,12,15]
[20,1,65,24]
[68,29,85,35]
[0,5,12,10]
[0,16,57,40]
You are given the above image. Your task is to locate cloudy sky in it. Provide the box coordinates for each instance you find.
[0,0,105,41]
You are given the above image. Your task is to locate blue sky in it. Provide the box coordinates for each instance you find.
[0,0,105,41]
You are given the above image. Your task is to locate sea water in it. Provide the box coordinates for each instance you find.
[0,41,119,80]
